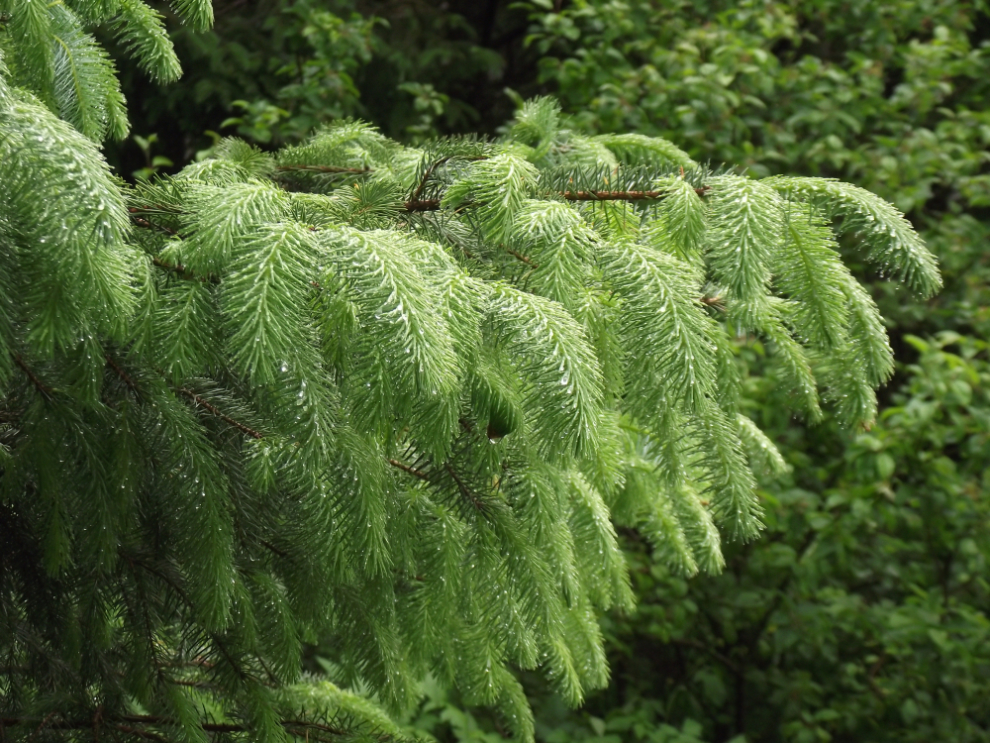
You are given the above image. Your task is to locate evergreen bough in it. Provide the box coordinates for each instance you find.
[0,4,940,742]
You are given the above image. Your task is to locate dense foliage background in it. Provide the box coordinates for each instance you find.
[47,0,990,741]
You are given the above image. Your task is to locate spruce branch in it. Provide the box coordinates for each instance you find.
[0,716,357,741]
[402,186,708,212]
[126,555,254,684]
[12,355,52,398]
[151,256,219,284]
[388,458,489,513]
[0,75,938,743]
[444,463,485,511]
[387,458,429,481]
[177,388,264,439]
[276,164,372,175]
[410,157,452,203]
[132,215,178,236]
[404,198,443,211]
[560,187,709,200]
[104,354,141,396]
[505,247,538,268]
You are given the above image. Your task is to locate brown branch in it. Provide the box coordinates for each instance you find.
[128,207,185,239]
[93,705,103,743]
[700,295,725,312]
[387,458,429,481]
[0,718,63,733]
[177,388,264,440]
[26,712,57,742]
[280,720,348,738]
[2,716,351,739]
[388,458,485,511]
[105,354,141,397]
[12,355,52,398]
[444,463,484,511]
[129,204,182,216]
[120,555,171,694]
[276,164,371,175]
[404,198,442,211]
[125,557,254,685]
[561,187,708,200]
[166,678,212,689]
[410,157,451,203]
[261,539,288,558]
[388,457,488,515]
[132,216,178,237]
[160,658,215,670]
[113,724,169,743]
[506,248,538,268]
[151,256,218,284]
[866,654,888,698]
[404,185,708,212]
[128,209,216,283]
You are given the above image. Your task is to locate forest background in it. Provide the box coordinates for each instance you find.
[45,0,990,741]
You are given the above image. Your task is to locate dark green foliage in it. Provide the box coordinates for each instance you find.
[106,0,515,168]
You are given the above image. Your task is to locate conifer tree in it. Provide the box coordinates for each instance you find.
[0,4,941,742]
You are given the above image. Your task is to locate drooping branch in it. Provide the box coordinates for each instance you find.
[129,183,708,219]
[276,164,372,175]
[105,357,262,441]
[151,256,219,284]
[105,354,141,397]
[177,388,264,440]
[505,248,538,268]
[562,187,709,201]
[124,555,256,685]
[404,198,443,211]
[12,354,52,398]
[132,216,177,236]
[444,463,485,512]
[404,186,709,212]
[389,458,488,513]
[0,715,359,742]
[111,358,265,453]
[387,458,430,481]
